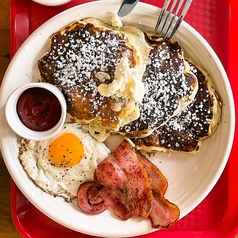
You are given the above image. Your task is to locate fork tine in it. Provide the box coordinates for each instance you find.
[154,0,193,39]
[154,0,171,34]
[162,0,181,37]
[169,0,192,38]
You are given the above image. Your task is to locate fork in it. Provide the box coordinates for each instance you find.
[154,0,193,39]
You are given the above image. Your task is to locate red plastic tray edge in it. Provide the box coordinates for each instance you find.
[8,0,238,237]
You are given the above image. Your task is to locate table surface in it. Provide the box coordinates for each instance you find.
[0,1,237,238]
[0,0,21,237]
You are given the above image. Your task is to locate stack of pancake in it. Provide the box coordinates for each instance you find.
[131,60,221,153]
[38,17,221,153]
[38,18,151,142]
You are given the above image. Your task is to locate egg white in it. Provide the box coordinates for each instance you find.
[18,122,111,201]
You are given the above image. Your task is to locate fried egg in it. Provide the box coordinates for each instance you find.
[18,122,111,201]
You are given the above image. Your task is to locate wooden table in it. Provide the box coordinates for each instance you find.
[0,0,21,237]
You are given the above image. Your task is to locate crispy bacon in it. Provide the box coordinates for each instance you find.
[77,140,180,228]
[77,181,108,214]
[135,151,180,228]
[103,142,153,218]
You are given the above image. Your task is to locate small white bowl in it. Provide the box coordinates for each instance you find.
[5,82,67,141]
[32,0,71,6]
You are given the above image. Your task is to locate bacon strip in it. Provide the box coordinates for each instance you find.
[149,196,180,228]
[77,140,180,228]
[136,151,168,196]
[109,141,153,218]
[77,181,108,214]
[136,151,180,228]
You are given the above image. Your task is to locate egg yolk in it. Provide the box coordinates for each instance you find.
[48,133,84,168]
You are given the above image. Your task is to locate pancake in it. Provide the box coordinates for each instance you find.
[119,35,198,138]
[38,17,151,142]
[131,61,222,153]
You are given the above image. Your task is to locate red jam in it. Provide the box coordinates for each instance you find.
[16,87,62,131]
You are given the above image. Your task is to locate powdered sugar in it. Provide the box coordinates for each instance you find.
[121,39,198,134]
[132,62,220,152]
[39,21,135,120]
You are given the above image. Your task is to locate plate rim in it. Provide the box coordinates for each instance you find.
[0,1,235,237]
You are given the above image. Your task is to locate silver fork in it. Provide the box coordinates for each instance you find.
[154,0,193,39]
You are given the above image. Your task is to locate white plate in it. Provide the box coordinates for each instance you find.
[0,1,235,237]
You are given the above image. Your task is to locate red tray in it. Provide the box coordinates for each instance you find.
[10,0,238,237]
